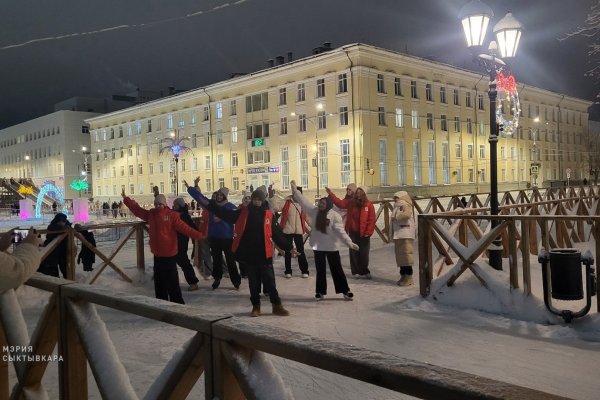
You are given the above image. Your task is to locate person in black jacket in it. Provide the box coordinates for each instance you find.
[75,224,96,271]
[38,213,71,278]
[172,197,201,291]
[185,178,293,317]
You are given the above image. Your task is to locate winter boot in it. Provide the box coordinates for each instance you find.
[397,275,414,287]
[272,304,290,316]
[250,305,261,317]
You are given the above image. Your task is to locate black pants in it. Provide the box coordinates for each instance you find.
[176,242,199,285]
[153,256,184,304]
[349,231,371,276]
[241,261,282,306]
[210,238,242,285]
[314,250,350,295]
[283,233,309,274]
[400,266,413,275]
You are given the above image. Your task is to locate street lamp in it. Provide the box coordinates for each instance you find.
[291,104,331,198]
[459,0,523,270]
[530,117,540,187]
[159,129,193,195]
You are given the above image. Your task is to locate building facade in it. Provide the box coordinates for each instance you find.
[85,43,592,202]
[0,110,98,200]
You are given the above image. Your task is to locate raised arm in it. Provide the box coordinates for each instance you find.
[122,194,149,221]
[172,210,204,241]
[326,187,350,209]
[291,180,316,212]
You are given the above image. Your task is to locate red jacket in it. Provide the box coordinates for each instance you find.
[329,193,376,237]
[124,197,204,257]
[198,208,209,237]
[232,206,273,258]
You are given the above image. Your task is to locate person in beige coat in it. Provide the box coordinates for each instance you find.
[391,191,416,286]
[0,227,41,292]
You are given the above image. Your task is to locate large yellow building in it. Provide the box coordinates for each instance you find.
[86,43,591,202]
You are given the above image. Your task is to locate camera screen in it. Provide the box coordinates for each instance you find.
[13,229,28,243]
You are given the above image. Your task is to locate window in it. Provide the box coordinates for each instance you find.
[216,102,223,119]
[467,144,474,159]
[231,153,238,167]
[396,141,406,185]
[377,74,385,93]
[413,141,421,185]
[147,119,153,133]
[479,145,486,159]
[298,114,307,132]
[317,142,328,188]
[426,113,434,131]
[230,99,237,116]
[455,143,462,158]
[216,130,224,145]
[454,116,460,132]
[425,84,432,101]
[149,163,154,174]
[110,128,115,139]
[203,106,210,121]
[456,168,463,183]
[231,126,238,143]
[247,122,270,139]
[281,146,290,189]
[191,111,196,125]
[395,108,403,127]
[453,89,460,105]
[318,111,327,129]
[167,114,174,130]
[339,106,349,126]
[501,146,506,159]
[204,156,211,169]
[297,83,305,102]
[440,115,448,132]
[316,78,325,98]
[232,177,239,191]
[466,118,473,134]
[411,110,419,129]
[129,165,133,176]
[279,88,287,106]
[138,163,143,174]
[205,179,212,193]
[338,73,347,93]
[466,92,472,108]
[411,80,418,98]
[468,168,474,183]
[217,154,224,169]
[511,146,516,160]
[245,93,268,112]
[478,94,485,110]
[120,166,124,176]
[440,87,447,104]
[428,142,436,184]
[378,107,386,126]
[129,184,134,195]
[299,144,308,187]
[379,139,388,186]
[119,126,123,138]
[394,77,402,96]
[442,143,450,184]
[340,139,351,186]
[280,117,288,135]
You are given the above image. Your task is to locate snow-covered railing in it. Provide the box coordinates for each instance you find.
[417,193,600,315]
[0,274,570,400]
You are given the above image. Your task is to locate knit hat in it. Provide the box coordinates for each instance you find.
[173,197,186,208]
[347,183,357,193]
[154,194,168,207]
[394,191,412,204]
[251,187,267,202]
[217,187,229,198]
[357,185,369,195]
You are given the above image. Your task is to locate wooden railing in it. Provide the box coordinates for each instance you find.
[0,275,570,400]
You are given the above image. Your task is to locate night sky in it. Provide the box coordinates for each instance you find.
[0,0,597,129]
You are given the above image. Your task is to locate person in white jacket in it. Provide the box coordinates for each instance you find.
[0,227,41,293]
[291,180,358,301]
[391,191,416,286]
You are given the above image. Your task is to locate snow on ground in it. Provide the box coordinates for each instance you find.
[2,213,600,399]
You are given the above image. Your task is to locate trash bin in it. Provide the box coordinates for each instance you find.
[549,248,583,300]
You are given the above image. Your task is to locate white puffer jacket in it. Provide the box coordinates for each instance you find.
[391,191,416,240]
[0,243,41,293]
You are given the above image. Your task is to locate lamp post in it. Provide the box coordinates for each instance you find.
[459,0,523,270]
[291,103,330,198]
[530,117,540,187]
[159,129,193,195]
[24,155,30,180]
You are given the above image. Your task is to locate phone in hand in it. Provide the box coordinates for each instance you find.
[12,229,28,243]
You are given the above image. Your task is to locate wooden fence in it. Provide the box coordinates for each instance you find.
[0,275,570,400]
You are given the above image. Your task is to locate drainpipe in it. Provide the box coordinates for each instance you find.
[344,49,359,186]
[202,88,216,187]
[557,95,565,182]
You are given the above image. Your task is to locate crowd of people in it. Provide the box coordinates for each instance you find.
[1,179,416,320]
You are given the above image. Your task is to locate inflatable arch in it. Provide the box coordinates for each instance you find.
[36,183,68,218]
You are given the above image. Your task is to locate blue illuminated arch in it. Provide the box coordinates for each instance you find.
[36,183,68,218]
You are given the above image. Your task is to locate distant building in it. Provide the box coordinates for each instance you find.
[0,110,98,199]
[85,43,591,202]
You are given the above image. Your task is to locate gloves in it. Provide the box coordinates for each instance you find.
[350,243,359,251]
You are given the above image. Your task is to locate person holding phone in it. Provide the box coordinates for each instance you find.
[0,227,41,292]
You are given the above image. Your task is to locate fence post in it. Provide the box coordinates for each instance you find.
[418,215,432,297]
[136,224,145,271]
[67,228,76,280]
[58,289,88,399]
[209,338,245,400]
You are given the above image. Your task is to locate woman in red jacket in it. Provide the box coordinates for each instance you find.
[122,190,204,304]
[326,185,376,279]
